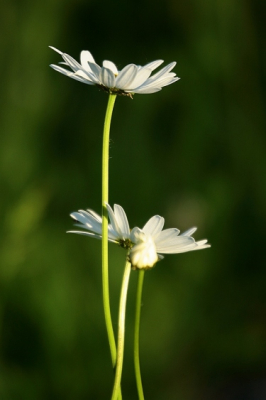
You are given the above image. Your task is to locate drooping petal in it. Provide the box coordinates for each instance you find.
[142,215,165,236]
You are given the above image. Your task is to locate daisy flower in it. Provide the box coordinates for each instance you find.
[50,46,179,97]
[130,215,210,270]
[69,204,210,269]
[69,204,135,249]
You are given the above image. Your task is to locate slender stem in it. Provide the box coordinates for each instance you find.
[111,258,132,400]
[134,270,145,400]
[101,95,119,365]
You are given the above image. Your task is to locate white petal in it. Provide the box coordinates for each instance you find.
[80,50,96,71]
[127,67,152,90]
[74,69,95,84]
[130,227,142,243]
[67,230,102,239]
[149,62,176,81]
[71,211,102,234]
[192,243,211,251]
[106,204,121,237]
[82,70,101,84]
[138,76,178,91]
[71,74,95,85]
[153,228,180,244]
[86,208,102,222]
[103,60,118,75]
[62,53,82,72]
[50,64,73,76]
[154,76,180,87]
[113,204,130,237]
[100,67,116,88]
[142,215,165,236]
[195,239,208,246]
[156,236,195,253]
[68,230,118,244]
[87,62,102,81]
[180,227,197,237]
[49,46,63,55]
[131,86,162,94]
[115,64,138,89]
[143,60,164,71]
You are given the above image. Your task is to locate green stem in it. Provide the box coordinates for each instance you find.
[134,270,145,400]
[102,95,121,395]
[111,258,132,400]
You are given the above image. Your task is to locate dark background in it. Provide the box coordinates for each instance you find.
[0,0,266,399]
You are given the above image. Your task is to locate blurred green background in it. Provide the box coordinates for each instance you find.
[0,0,266,399]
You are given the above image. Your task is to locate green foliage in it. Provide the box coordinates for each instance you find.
[0,0,265,398]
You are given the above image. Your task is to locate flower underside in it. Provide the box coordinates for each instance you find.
[98,85,134,98]
[69,204,210,270]
[49,46,179,96]
[119,238,134,249]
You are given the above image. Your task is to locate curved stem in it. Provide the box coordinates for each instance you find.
[102,94,121,398]
[111,258,131,400]
[134,270,145,400]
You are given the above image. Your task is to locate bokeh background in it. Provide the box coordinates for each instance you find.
[0,0,266,399]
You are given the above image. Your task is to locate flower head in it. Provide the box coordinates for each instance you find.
[69,203,210,269]
[69,204,135,248]
[50,46,179,97]
[129,215,210,270]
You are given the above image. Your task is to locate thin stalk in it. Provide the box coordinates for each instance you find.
[102,94,121,397]
[134,270,145,400]
[111,258,132,400]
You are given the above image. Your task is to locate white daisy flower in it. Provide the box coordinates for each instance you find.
[49,46,179,97]
[69,204,134,248]
[129,215,210,269]
[69,204,210,269]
